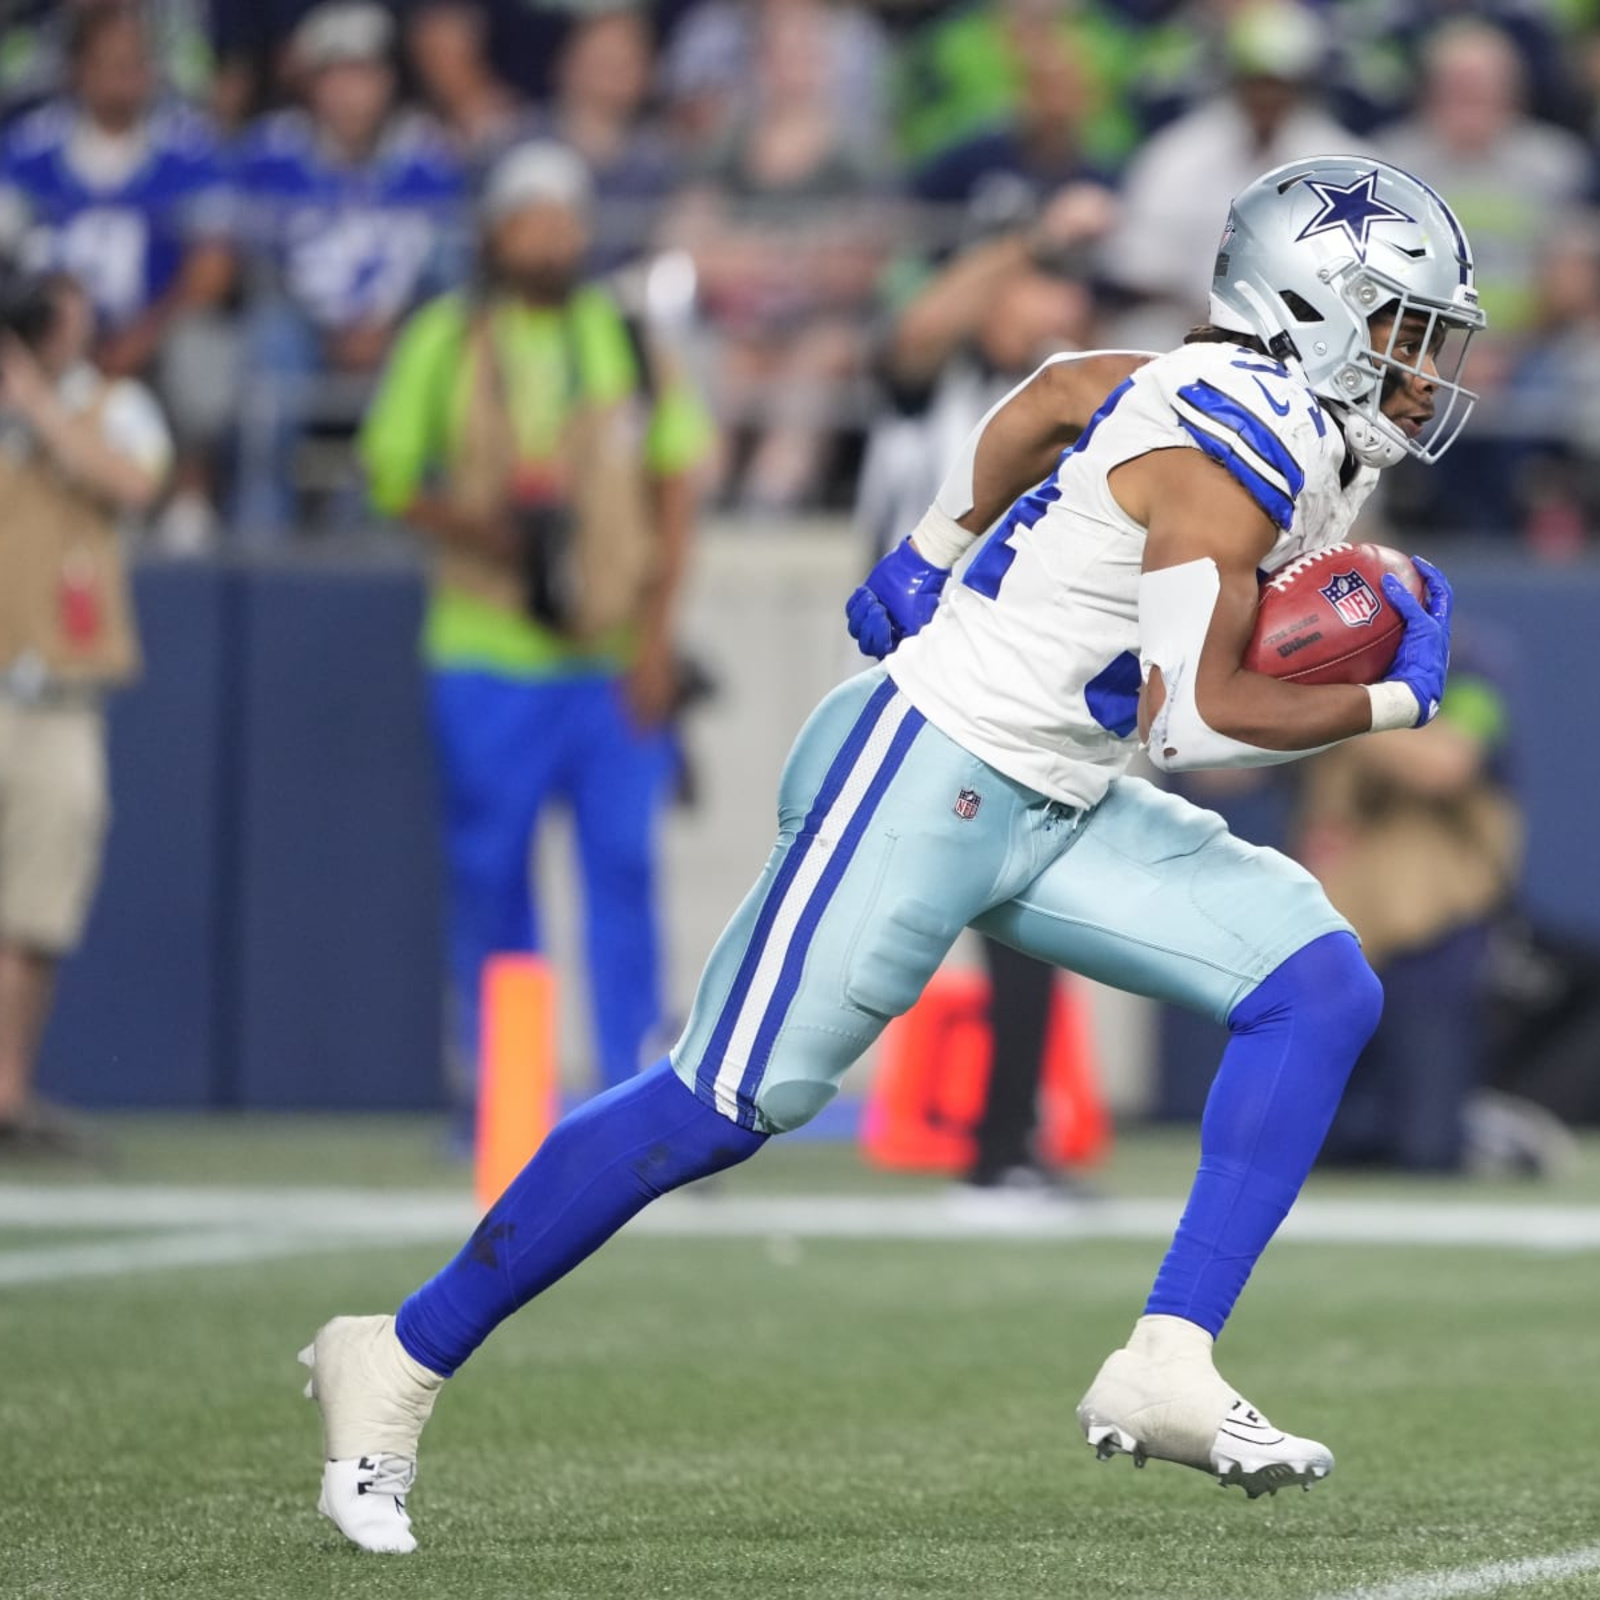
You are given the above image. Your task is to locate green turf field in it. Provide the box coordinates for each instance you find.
[6,1119,1600,1600]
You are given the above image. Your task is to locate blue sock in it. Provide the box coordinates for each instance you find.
[396,1059,767,1376]
[1145,932,1382,1337]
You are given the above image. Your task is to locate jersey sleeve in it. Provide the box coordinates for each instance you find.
[1148,348,1322,532]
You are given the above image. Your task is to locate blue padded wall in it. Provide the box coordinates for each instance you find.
[231,565,443,1109]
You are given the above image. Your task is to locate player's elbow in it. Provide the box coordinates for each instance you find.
[1151,726,1234,772]
[1147,677,1292,772]
[1145,678,1226,771]
[1146,739,1198,774]
[1147,711,1242,772]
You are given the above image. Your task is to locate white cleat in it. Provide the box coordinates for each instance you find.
[315,1455,419,1554]
[299,1314,445,1553]
[1076,1314,1333,1499]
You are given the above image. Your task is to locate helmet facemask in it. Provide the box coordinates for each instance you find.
[1320,263,1484,467]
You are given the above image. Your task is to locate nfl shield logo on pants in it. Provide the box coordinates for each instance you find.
[1319,570,1381,627]
[953,788,982,820]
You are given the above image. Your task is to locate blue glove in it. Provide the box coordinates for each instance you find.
[1380,556,1453,726]
[845,537,950,660]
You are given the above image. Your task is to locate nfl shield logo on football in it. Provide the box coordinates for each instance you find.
[953,788,982,820]
[1319,570,1382,628]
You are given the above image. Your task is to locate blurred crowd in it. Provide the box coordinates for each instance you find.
[9,0,1600,548]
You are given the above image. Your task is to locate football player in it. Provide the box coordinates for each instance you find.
[300,156,1479,1550]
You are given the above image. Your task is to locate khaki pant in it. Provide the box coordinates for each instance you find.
[0,697,108,954]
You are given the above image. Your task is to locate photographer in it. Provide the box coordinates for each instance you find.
[359,141,711,1123]
[0,267,171,1155]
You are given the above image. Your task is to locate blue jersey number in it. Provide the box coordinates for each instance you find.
[963,479,1061,599]
[964,375,1133,601]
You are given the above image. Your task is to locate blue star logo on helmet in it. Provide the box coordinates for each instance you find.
[1293,169,1416,259]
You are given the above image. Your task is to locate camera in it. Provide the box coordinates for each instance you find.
[0,260,57,349]
[513,496,581,634]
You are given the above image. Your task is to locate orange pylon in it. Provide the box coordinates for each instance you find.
[475,954,558,1210]
[861,969,1110,1173]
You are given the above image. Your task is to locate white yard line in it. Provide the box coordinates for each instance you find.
[0,1227,419,1287]
[3,1186,1600,1290]
[0,1185,478,1233]
[1315,1543,1600,1600]
[4,1185,1600,1246]
[630,1195,1600,1249]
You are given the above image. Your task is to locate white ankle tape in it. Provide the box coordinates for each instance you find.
[1131,1313,1216,1356]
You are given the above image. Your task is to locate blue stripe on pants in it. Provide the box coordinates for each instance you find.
[694,675,899,1116]
[733,703,926,1120]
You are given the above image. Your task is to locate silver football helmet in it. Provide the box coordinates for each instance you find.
[1210,155,1486,467]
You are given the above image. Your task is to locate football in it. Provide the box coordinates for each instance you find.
[1245,542,1425,686]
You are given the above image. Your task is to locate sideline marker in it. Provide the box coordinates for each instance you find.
[475,954,558,1210]
[861,970,1110,1173]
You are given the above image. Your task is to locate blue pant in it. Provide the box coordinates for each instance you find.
[672,668,1350,1132]
[432,668,673,1094]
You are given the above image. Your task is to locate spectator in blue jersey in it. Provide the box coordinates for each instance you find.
[0,7,233,379]
[0,5,235,547]
[232,2,464,539]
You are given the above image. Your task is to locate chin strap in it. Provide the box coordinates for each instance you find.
[1336,404,1409,469]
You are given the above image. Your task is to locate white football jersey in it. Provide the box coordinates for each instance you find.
[886,341,1380,807]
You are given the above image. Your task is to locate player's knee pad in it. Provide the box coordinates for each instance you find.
[754,1074,838,1134]
[1233,931,1383,1060]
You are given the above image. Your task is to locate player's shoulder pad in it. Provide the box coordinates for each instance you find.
[1141,341,1332,532]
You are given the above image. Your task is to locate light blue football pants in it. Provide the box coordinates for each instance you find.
[671,667,1350,1133]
